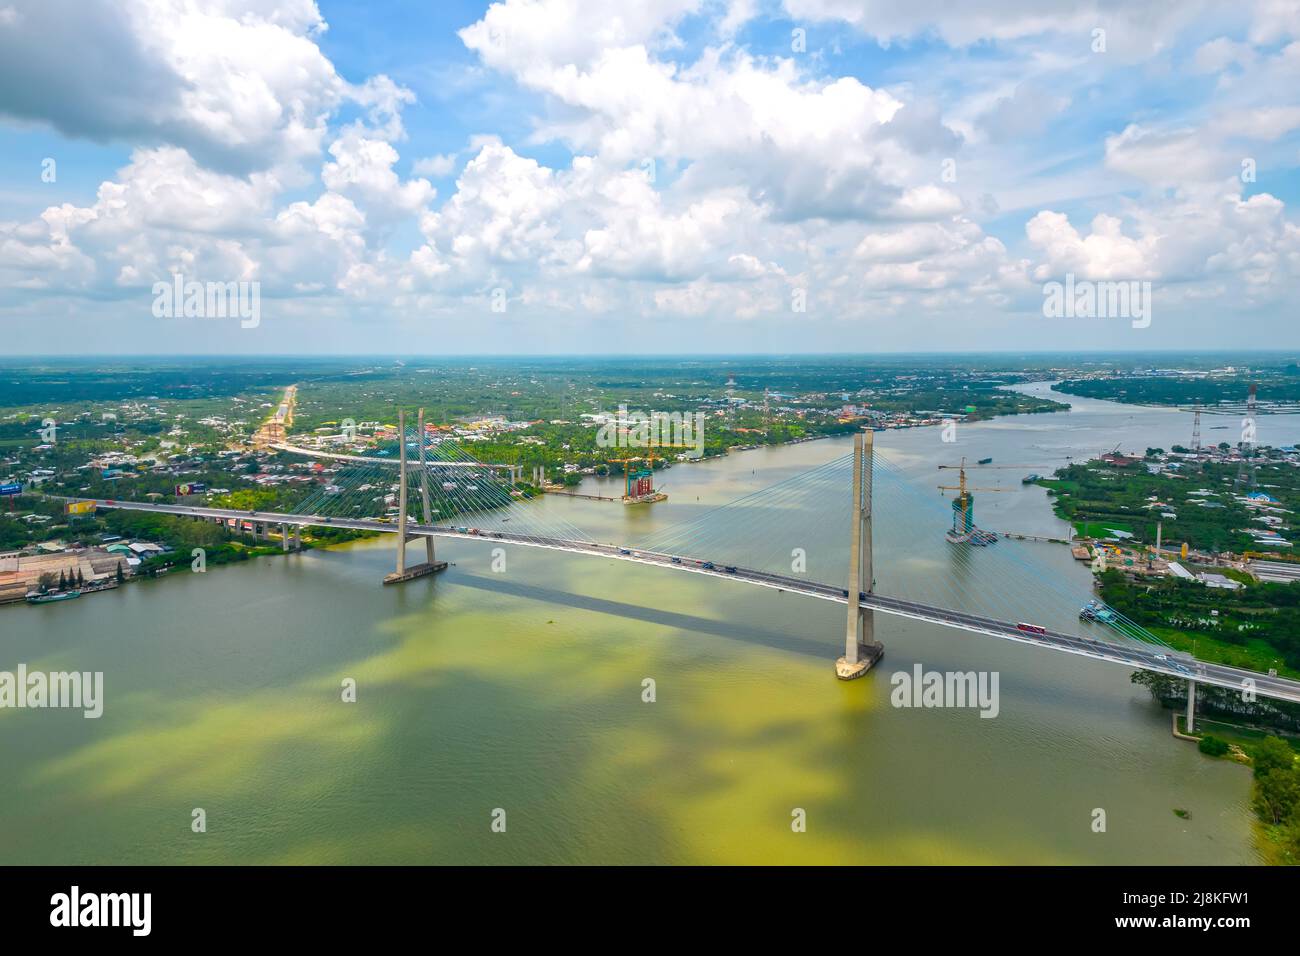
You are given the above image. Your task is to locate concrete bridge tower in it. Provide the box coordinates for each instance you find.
[383,408,448,585]
[836,429,885,679]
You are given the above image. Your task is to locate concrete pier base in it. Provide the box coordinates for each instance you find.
[836,643,884,680]
[383,560,448,585]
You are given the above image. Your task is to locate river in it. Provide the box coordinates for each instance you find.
[4,381,1294,864]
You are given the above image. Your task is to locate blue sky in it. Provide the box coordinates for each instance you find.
[1,0,1298,354]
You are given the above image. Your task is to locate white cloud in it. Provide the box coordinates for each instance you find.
[0,0,344,173]
[0,0,1296,350]
[413,153,459,178]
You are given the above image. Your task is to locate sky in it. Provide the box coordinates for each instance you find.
[0,0,1298,355]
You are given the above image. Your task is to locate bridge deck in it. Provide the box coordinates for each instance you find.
[87,498,1300,704]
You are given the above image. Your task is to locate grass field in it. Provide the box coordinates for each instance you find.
[1150,625,1298,678]
[1176,715,1300,752]
[1073,519,1135,538]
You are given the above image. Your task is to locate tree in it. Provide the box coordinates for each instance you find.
[1198,735,1229,756]
[1280,818,1300,865]
[1253,766,1300,825]
[1252,736,1297,779]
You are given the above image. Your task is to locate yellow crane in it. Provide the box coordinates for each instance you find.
[937,458,1019,540]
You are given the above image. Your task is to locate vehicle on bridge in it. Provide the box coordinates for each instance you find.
[723,566,737,573]
[1016,622,1048,635]
[671,556,682,564]
[702,561,715,570]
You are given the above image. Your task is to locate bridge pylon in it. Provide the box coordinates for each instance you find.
[836,429,884,680]
[383,408,448,585]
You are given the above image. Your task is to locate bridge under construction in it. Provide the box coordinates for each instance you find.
[71,411,1300,715]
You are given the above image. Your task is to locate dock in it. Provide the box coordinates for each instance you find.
[543,490,620,502]
[988,531,1073,545]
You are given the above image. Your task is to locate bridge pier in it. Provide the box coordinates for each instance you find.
[281,523,290,552]
[1186,678,1197,734]
[837,429,884,680]
[384,408,447,585]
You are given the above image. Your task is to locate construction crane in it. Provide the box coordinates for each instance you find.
[608,439,693,504]
[937,458,1017,544]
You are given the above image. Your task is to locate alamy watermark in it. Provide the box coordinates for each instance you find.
[596,404,705,458]
[152,272,260,328]
[50,886,150,936]
[1042,273,1151,329]
[890,663,999,718]
[0,664,103,718]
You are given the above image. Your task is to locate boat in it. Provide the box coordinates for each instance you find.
[977,457,993,465]
[1022,474,1040,484]
[25,589,82,604]
[1079,601,1116,623]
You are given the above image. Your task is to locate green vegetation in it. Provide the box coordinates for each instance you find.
[281,357,1065,434]
[1136,672,1300,863]
[1248,736,1300,864]
[1198,735,1230,756]
[1041,458,1300,554]
[1148,625,1298,678]
[1101,569,1300,671]
[1055,362,1300,408]
[104,510,274,571]
[0,356,1068,551]
[1132,670,1300,733]
[1181,716,1299,752]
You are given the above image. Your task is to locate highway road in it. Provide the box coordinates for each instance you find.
[88,497,1300,703]
[269,442,513,471]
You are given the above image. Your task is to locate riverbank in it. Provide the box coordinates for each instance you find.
[3,386,1269,864]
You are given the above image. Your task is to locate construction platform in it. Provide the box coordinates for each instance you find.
[383,561,448,585]
[623,492,668,505]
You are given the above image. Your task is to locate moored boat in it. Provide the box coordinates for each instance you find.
[25,589,82,604]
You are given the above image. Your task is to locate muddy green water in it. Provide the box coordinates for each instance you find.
[3,383,1284,864]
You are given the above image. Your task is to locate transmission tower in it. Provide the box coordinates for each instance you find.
[1191,408,1201,455]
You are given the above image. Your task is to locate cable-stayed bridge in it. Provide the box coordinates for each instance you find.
[80,411,1300,711]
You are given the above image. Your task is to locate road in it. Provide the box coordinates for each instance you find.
[268,442,513,471]
[88,497,1300,703]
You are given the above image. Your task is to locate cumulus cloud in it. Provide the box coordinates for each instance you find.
[0,0,1296,350]
[0,0,344,174]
